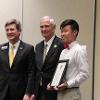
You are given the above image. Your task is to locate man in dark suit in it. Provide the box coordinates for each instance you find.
[0,19,36,100]
[34,16,64,100]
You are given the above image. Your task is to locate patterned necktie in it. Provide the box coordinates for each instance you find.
[9,45,15,67]
[43,44,48,62]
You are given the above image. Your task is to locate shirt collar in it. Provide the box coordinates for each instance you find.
[44,35,55,46]
[69,41,77,49]
[9,40,20,49]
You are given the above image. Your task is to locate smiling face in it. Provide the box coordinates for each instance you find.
[40,16,55,42]
[61,25,77,44]
[60,19,79,44]
[5,23,20,44]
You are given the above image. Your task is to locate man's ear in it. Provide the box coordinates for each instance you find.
[73,30,77,37]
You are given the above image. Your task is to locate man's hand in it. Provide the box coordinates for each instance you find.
[23,94,31,100]
[53,81,68,91]
[47,83,54,91]
[30,94,35,100]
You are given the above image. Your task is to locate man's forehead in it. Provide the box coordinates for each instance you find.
[40,18,50,23]
[40,20,51,26]
[6,24,16,28]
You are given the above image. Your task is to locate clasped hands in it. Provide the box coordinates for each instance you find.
[47,81,68,91]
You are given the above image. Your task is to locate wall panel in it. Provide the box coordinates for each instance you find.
[94,0,100,100]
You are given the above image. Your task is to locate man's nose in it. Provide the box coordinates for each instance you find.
[7,29,13,33]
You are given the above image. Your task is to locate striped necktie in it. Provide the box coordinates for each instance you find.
[43,44,48,62]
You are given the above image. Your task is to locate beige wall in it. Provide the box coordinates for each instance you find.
[94,0,100,100]
[0,0,22,43]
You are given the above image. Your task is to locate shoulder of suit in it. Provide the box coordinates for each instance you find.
[54,36,64,45]
[20,41,34,48]
[54,35,63,41]
[0,42,8,47]
[35,36,63,47]
[35,40,44,47]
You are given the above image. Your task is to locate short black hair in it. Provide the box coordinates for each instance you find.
[5,19,21,32]
[60,19,79,37]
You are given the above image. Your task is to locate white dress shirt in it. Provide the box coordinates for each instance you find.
[59,41,89,88]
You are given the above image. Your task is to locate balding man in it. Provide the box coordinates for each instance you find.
[34,16,64,100]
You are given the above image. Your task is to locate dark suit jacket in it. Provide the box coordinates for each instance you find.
[35,36,64,99]
[0,41,36,100]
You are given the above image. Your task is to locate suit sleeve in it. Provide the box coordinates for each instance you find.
[25,46,36,95]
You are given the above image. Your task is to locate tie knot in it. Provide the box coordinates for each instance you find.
[11,45,15,49]
[44,44,48,49]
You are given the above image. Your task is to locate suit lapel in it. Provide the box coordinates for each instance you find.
[37,41,44,69]
[0,43,10,68]
[11,41,24,68]
[44,36,58,63]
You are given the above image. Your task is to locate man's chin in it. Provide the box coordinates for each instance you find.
[8,38,14,41]
[8,38,15,42]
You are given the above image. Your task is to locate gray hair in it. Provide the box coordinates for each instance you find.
[40,16,56,28]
